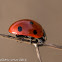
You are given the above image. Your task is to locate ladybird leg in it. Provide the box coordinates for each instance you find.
[43,43,62,50]
[30,38,32,44]
[33,44,42,62]
[28,37,33,44]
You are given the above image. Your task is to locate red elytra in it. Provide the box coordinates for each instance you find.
[9,19,44,38]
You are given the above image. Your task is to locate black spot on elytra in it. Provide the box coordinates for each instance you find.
[18,26,22,32]
[30,21,33,24]
[33,30,37,35]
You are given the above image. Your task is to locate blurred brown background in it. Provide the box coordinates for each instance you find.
[0,0,62,62]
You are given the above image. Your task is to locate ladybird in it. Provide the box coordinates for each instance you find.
[0,19,62,62]
[9,19,47,44]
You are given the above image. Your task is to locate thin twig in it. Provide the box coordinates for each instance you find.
[43,43,62,50]
[0,34,62,50]
[34,44,42,62]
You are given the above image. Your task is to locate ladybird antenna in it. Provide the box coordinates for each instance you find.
[43,43,62,50]
[33,44,42,62]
